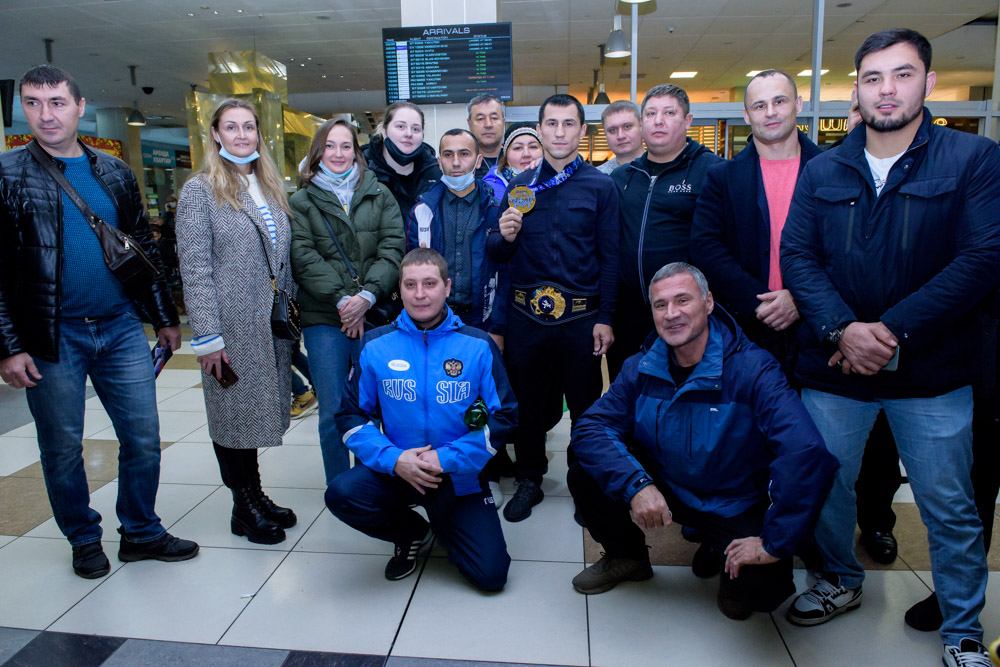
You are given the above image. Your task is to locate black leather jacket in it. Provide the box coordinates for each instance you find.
[0,139,178,362]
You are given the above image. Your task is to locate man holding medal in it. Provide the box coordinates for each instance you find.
[487,94,620,523]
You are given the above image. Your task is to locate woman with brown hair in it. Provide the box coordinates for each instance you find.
[176,98,297,544]
[290,118,405,485]
[362,101,442,219]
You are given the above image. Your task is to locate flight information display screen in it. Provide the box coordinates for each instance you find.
[382,23,513,105]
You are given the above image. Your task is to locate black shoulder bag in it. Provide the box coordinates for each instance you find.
[317,210,402,328]
[248,213,301,342]
[27,141,159,286]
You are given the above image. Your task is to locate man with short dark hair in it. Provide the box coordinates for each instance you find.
[781,29,1000,665]
[467,94,505,179]
[488,94,619,522]
[0,65,198,578]
[607,84,722,381]
[598,100,642,174]
[568,262,837,619]
[326,248,517,590]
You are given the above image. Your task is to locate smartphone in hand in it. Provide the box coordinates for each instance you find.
[216,359,239,388]
[152,342,173,378]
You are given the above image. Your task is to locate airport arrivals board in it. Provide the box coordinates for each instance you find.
[383,23,513,105]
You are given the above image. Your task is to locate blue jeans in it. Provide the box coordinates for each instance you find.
[26,310,166,546]
[801,387,985,645]
[302,325,361,485]
[291,342,312,396]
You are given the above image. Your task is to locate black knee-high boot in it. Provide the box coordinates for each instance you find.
[213,443,285,544]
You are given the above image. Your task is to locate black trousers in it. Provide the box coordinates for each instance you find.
[607,294,654,383]
[568,461,795,612]
[213,442,261,490]
[972,387,1000,551]
[505,311,603,484]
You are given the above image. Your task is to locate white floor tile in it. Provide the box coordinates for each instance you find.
[153,369,204,388]
[0,436,40,476]
[588,565,792,667]
[293,508,394,556]
[0,536,125,630]
[158,412,209,443]
[83,410,114,439]
[393,559,589,665]
[220,552,415,653]
[158,442,224,485]
[893,483,915,503]
[168,486,325,551]
[499,451,570,498]
[50,546,285,643]
[282,416,320,446]
[176,424,212,443]
[154,385,188,404]
[0,535,16,549]
[25,482,217,539]
[257,445,326,489]
[502,495,583,563]
[155,388,208,413]
[0,423,38,438]
[775,569,942,665]
[546,417,571,452]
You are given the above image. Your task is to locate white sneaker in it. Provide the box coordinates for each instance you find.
[488,481,504,509]
[943,638,991,667]
[786,573,862,626]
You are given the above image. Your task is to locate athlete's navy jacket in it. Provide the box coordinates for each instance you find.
[486,158,620,325]
[336,305,517,496]
[405,180,509,334]
[571,308,838,558]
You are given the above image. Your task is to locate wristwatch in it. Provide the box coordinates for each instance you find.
[825,326,847,345]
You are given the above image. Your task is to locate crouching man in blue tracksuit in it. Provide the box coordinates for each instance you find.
[568,262,838,619]
[326,248,517,591]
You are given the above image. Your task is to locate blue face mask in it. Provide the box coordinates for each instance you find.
[218,145,260,165]
[441,170,476,192]
[319,161,354,180]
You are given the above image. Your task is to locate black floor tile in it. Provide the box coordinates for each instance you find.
[0,629,38,665]
[104,639,288,666]
[4,630,125,667]
[283,650,386,667]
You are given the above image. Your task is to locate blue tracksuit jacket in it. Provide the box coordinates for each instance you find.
[336,306,517,496]
[571,308,839,558]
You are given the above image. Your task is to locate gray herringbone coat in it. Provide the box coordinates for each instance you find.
[176,174,293,449]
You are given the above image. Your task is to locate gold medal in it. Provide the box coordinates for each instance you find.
[507,185,536,214]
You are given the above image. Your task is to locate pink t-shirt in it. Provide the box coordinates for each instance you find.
[759,157,801,291]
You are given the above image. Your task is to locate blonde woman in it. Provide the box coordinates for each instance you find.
[176,98,296,545]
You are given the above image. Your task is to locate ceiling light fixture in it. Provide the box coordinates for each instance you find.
[605,15,630,58]
[127,65,146,126]
[797,69,829,76]
[746,70,762,76]
[670,71,697,78]
[594,83,611,105]
[849,70,858,76]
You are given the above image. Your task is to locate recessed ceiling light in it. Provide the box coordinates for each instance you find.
[186,12,194,16]
[212,9,218,14]
[289,58,294,61]
[670,71,697,78]
[849,70,857,76]
[307,57,312,60]
[797,69,829,76]
[236,8,244,12]
[321,75,327,78]
[746,70,762,76]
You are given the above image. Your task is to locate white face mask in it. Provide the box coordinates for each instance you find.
[441,170,476,192]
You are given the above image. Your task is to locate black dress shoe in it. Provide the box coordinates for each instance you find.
[118,531,199,562]
[860,531,898,564]
[72,542,110,578]
[691,542,724,579]
[904,591,942,632]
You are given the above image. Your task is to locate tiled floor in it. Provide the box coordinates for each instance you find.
[0,331,997,666]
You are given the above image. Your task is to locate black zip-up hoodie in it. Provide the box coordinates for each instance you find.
[611,139,722,303]
[362,134,441,220]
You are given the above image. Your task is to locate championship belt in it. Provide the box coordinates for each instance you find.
[512,282,599,325]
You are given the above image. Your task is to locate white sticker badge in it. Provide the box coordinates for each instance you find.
[388,359,411,372]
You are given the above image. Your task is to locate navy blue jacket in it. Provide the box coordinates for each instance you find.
[405,180,508,334]
[781,110,1000,398]
[612,140,722,304]
[690,131,822,336]
[336,306,517,496]
[571,308,838,558]
[486,158,619,325]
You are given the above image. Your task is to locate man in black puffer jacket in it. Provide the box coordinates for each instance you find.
[0,65,198,579]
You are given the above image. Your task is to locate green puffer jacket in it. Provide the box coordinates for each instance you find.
[289,169,405,328]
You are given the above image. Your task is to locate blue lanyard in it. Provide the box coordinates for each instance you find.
[528,155,583,192]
